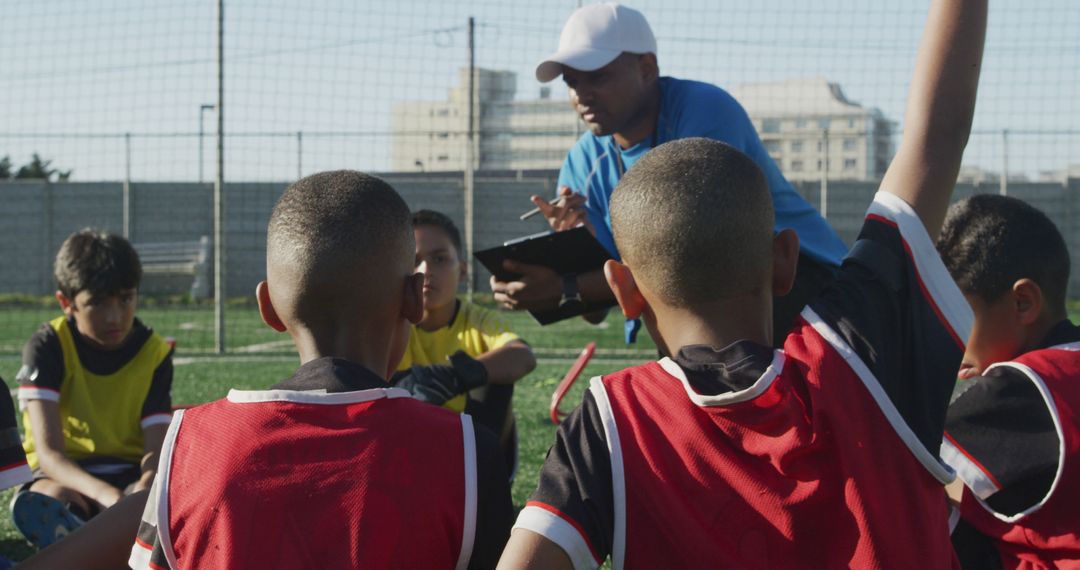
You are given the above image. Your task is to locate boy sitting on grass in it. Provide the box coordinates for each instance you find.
[393,210,536,476]
[498,0,985,566]
[128,170,513,569]
[14,230,173,548]
[936,194,1080,568]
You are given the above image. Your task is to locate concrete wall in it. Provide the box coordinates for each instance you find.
[2,175,1078,299]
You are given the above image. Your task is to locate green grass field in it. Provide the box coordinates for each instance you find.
[0,300,1077,561]
[0,302,654,560]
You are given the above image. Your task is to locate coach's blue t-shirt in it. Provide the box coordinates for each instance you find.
[557,76,847,268]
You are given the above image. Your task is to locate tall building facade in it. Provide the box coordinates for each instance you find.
[391,68,580,172]
[392,70,893,182]
[731,77,894,182]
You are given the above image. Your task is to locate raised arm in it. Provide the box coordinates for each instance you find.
[880,0,987,240]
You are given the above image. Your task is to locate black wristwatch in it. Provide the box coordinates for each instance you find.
[559,273,583,309]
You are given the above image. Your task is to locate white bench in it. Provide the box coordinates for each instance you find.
[135,236,211,299]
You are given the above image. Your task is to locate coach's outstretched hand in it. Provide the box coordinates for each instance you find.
[392,351,489,406]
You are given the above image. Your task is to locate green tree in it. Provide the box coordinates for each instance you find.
[0,156,11,179]
[13,153,72,182]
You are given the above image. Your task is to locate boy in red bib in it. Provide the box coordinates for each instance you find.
[937,195,1080,568]
[498,0,987,567]
[127,171,513,569]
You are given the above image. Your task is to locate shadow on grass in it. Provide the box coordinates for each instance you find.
[0,536,34,562]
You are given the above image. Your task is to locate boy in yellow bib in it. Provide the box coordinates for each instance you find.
[13,229,173,549]
[393,210,536,476]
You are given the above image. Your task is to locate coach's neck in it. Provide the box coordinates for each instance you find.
[613,84,661,150]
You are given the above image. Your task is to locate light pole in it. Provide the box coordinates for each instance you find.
[199,104,215,183]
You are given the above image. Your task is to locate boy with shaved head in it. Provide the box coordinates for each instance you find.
[126,170,513,569]
[500,0,986,567]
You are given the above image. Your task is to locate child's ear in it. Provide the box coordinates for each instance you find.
[402,272,424,324]
[55,291,75,315]
[1011,278,1044,326]
[255,281,287,332]
[771,229,800,297]
[604,259,647,319]
[458,259,468,283]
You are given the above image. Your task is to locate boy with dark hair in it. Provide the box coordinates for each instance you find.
[936,194,1080,568]
[394,209,536,476]
[129,170,513,569]
[14,229,173,548]
[498,0,986,567]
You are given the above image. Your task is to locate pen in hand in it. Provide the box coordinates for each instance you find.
[519,197,562,221]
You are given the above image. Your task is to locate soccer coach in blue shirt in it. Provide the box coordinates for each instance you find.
[491,2,848,346]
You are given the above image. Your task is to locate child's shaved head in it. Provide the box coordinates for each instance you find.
[610,138,774,308]
[266,170,413,328]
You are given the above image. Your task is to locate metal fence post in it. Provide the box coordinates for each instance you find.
[213,0,226,353]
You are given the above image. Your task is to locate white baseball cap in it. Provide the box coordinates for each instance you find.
[535,3,656,83]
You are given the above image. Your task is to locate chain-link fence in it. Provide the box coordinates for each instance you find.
[2,0,1078,353]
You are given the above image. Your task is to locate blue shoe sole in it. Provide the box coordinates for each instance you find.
[10,491,84,549]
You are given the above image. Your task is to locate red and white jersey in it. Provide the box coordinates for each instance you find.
[515,191,972,569]
[944,339,1080,568]
[128,358,502,570]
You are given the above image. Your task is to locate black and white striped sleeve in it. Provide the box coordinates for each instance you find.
[129,470,172,570]
[17,325,64,406]
[942,365,1060,517]
[513,388,613,569]
[808,191,973,455]
[140,351,175,430]
[0,377,31,490]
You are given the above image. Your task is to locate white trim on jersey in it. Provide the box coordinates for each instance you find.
[140,412,173,429]
[0,462,31,492]
[456,414,478,570]
[225,386,411,405]
[156,409,185,570]
[128,537,153,570]
[16,386,60,403]
[658,351,785,408]
[940,437,1000,500]
[1048,341,1080,352]
[513,505,600,570]
[963,361,1066,523]
[803,306,956,485]
[866,191,973,344]
[948,506,962,534]
[589,377,626,570]
[130,467,163,569]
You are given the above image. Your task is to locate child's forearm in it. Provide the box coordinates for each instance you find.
[881,0,987,238]
[37,450,123,508]
[477,341,537,385]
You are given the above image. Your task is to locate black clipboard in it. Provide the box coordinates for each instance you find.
[475,227,616,325]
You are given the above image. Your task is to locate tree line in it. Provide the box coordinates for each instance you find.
[0,154,72,182]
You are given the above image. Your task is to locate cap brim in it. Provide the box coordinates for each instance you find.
[534,47,622,83]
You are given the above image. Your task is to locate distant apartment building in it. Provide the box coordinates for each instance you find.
[392,70,892,182]
[731,77,894,182]
[391,68,580,172]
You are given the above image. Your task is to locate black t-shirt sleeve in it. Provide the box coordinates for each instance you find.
[943,365,1059,516]
[130,476,172,569]
[469,422,513,570]
[17,324,65,396]
[140,350,175,426]
[808,193,970,454]
[0,375,31,489]
[513,391,612,568]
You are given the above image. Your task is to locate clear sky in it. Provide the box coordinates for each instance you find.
[2,0,1078,182]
